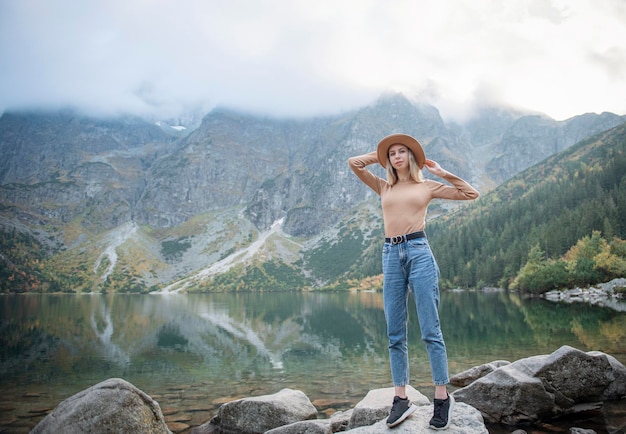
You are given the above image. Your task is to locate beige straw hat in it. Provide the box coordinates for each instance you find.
[376,133,426,169]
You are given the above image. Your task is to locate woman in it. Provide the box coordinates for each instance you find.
[348,133,479,429]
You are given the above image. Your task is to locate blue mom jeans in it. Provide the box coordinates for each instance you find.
[382,237,449,387]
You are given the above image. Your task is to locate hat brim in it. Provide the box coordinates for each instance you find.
[376,134,425,169]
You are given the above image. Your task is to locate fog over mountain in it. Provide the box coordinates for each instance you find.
[2,1,626,121]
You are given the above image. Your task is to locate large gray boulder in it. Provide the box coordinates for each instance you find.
[453,345,626,425]
[450,360,511,387]
[265,419,332,434]
[256,387,488,434]
[31,378,171,434]
[39,379,488,434]
[210,388,318,434]
[347,386,429,429]
[241,408,352,434]
[346,401,488,433]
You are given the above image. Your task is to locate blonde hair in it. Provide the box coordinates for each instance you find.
[385,148,424,185]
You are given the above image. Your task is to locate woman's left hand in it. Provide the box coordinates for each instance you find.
[423,159,448,178]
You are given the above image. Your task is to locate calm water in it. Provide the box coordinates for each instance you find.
[1,290,625,433]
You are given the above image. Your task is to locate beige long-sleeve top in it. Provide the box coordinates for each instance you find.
[348,151,479,237]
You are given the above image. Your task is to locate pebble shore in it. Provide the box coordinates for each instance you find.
[543,278,626,312]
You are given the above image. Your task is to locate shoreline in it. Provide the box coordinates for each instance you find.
[542,277,626,312]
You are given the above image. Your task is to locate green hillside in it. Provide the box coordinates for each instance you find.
[428,122,626,290]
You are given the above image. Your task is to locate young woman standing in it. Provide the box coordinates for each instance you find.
[348,133,479,429]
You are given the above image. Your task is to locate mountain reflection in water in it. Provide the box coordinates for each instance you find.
[1,291,625,433]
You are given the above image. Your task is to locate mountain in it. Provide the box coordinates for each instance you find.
[0,94,624,293]
[482,111,624,184]
[428,122,626,289]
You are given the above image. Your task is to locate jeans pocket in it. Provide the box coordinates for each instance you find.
[382,243,390,255]
[407,238,428,249]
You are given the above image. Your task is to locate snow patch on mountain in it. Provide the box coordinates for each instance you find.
[161,218,286,294]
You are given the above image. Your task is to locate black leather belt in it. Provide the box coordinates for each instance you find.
[385,231,426,244]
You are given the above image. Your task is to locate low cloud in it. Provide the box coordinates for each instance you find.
[1,0,625,121]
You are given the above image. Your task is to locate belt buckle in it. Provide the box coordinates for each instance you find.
[391,235,404,244]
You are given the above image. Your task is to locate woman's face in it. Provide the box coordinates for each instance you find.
[388,144,410,170]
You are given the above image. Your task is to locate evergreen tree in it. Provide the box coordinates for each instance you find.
[429,122,626,291]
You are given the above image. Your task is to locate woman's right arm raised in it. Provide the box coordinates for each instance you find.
[348,151,383,194]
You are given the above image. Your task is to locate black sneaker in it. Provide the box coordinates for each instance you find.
[429,393,454,430]
[386,396,416,428]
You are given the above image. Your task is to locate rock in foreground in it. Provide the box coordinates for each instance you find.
[31,377,171,434]
[195,385,488,434]
[347,402,487,433]
[31,346,625,433]
[453,345,626,425]
[348,385,429,429]
[210,388,317,433]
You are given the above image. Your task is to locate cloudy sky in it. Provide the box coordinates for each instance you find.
[1,0,625,122]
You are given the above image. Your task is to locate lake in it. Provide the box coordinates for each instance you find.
[1,290,625,433]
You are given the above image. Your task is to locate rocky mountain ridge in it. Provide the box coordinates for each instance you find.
[0,93,624,292]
